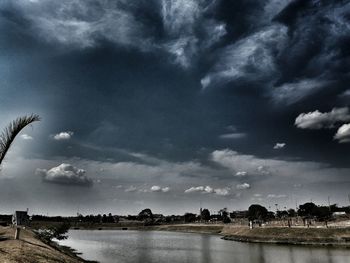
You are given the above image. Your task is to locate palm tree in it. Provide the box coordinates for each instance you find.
[0,114,40,166]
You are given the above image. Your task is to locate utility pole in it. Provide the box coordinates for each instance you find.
[328,196,331,211]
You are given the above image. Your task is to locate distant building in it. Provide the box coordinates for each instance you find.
[333,211,346,217]
[230,211,248,219]
[12,211,29,226]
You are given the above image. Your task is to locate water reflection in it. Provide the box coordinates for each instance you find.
[59,230,350,263]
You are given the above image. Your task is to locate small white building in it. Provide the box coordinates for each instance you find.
[12,211,29,226]
[333,212,346,217]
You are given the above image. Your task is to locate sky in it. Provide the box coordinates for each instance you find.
[0,0,350,216]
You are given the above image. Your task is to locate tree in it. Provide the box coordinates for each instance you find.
[247,204,268,221]
[288,209,296,217]
[298,202,318,218]
[102,214,107,223]
[138,208,154,225]
[184,213,196,223]
[276,210,289,219]
[314,206,332,222]
[219,208,231,223]
[298,202,332,222]
[201,209,210,221]
[37,222,71,242]
[0,114,40,166]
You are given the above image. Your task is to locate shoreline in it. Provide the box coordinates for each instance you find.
[2,224,350,262]
[68,223,350,248]
[70,224,224,235]
[221,226,350,248]
[221,235,350,248]
[0,226,90,263]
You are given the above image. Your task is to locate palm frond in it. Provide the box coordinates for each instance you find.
[0,114,41,165]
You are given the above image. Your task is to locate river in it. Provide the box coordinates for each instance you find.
[59,230,350,263]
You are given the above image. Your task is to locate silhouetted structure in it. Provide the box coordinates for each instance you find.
[12,211,29,226]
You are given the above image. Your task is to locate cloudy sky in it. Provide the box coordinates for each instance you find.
[1,0,350,216]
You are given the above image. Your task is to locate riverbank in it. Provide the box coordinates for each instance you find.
[62,222,224,234]
[66,223,350,247]
[68,223,350,247]
[2,224,350,262]
[143,224,350,247]
[0,226,92,263]
[221,226,350,247]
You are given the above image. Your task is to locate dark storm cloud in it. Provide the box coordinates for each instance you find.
[1,0,228,68]
[271,0,350,100]
[1,0,350,215]
[204,0,350,104]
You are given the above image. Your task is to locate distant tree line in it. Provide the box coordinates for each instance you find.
[2,202,349,227]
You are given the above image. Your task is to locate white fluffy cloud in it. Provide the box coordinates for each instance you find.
[185,186,212,194]
[184,185,230,196]
[273,143,286,149]
[161,187,170,193]
[20,134,33,140]
[214,188,230,196]
[236,183,250,190]
[184,186,202,193]
[53,131,74,140]
[334,124,350,143]
[150,185,170,193]
[235,171,247,177]
[295,107,350,129]
[36,163,92,186]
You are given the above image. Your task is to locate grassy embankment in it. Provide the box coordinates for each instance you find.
[221,225,350,247]
[145,224,350,247]
[0,226,95,263]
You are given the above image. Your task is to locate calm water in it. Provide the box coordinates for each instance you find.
[59,230,350,263]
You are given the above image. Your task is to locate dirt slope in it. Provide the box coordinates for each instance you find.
[0,226,85,263]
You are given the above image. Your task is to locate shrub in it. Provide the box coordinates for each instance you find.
[36,222,71,242]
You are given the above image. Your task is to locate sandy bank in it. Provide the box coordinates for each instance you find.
[0,226,89,263]
[221,226,350,247]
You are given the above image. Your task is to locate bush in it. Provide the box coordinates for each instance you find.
[36,222,71,242]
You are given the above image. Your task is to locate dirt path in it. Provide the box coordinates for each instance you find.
[0,226,85,263]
